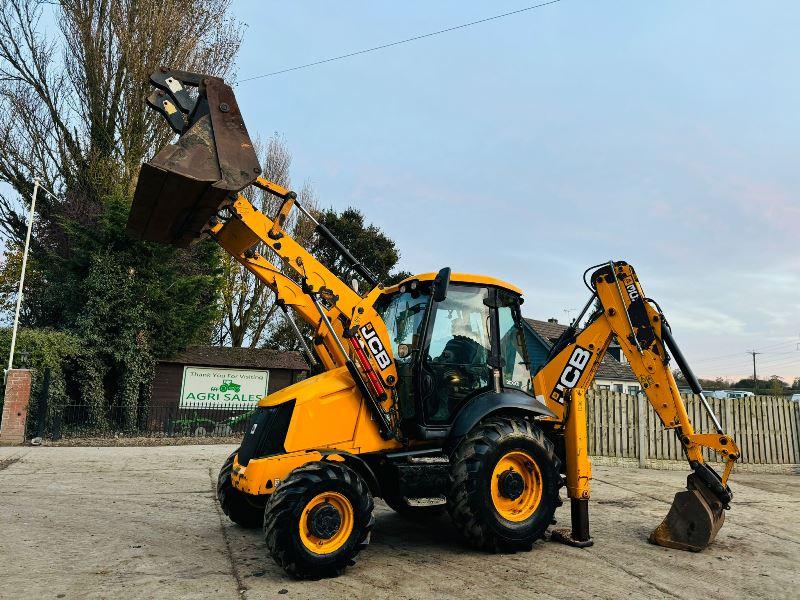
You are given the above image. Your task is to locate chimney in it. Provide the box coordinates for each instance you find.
[547,317,558,324]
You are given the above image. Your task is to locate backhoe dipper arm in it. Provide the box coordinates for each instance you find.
[533,261,738,551]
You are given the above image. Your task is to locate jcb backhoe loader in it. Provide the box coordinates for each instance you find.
[129,70,739,579]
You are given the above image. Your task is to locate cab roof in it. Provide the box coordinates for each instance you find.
[389,272,523,296]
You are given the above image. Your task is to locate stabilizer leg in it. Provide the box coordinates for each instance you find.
[550,388,594,548]
[551,498,594,547]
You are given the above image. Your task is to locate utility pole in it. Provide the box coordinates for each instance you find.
[6,180,39,379]
[746,350,762,395]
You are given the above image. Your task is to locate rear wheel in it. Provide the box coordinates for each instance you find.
[447,415,561,552]
[217,449,265,528]
[264,461,374,579]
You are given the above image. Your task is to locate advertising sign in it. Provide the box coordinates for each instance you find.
[179,366,269,408]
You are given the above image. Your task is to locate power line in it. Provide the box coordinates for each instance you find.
[693,353,793,371]
[692,339,799,364]
[757,351,800,365]
[696,353,800,379]
[755,338,800,352]
[756,356,800,370]
[693,352,763,366]
[238,1,564,83]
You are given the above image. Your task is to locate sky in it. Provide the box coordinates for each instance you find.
[229,1,799,382]
[12,1,796,382]
[230,0,800,382]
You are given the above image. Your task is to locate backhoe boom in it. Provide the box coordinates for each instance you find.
[534,261,738,551]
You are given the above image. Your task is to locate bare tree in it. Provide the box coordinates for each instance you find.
[214,134,319,348]
[0,0,242,243]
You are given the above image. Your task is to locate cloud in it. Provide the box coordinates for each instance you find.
[664,305,745,334]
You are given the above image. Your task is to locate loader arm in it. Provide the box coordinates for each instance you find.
[533,261,739,551]
[128,69,400,438]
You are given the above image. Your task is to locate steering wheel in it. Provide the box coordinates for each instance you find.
[425,336,488,420]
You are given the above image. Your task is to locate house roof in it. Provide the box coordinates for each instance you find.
[524,318,638,382]
[160,345,309,371]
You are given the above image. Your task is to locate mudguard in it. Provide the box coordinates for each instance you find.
[448,389,556,440]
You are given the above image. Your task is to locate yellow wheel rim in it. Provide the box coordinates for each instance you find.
[299,492,354,555]
[490,450,543,522]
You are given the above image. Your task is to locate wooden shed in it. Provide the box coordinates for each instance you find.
[151,345,309,409]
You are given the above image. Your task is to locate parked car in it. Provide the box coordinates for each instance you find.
[791,393,800,402]
[725,390,754,399]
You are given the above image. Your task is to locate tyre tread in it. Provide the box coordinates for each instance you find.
[264,461,374,579]
[447,415,561,552]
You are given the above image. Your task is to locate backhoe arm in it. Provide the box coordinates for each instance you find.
[533,261,738,551]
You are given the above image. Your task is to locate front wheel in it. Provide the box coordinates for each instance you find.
[264,461,374,579]
[217,449,265,528]
[447,415,561,552]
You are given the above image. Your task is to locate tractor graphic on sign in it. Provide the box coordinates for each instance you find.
[218,379,241,393]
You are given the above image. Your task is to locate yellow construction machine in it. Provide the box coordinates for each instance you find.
[129,70,739,579]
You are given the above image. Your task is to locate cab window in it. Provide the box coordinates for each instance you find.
[377,290,429,363]
[423,285,492,424]
[376,288,429,421]
[497,292,533,395]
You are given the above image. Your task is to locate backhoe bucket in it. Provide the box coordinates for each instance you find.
[649,474,725,552]
[128,72,260,247]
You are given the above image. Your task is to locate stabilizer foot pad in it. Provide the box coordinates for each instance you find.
[550,528,594,548]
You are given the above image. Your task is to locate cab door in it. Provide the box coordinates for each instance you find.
[417,284,494,427]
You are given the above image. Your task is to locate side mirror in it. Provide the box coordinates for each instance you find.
[432,267,451,303]
[397,343,411,359]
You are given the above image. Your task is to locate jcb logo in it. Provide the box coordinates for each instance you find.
[359,323,392,370]
[549,346,592,404]
[626,283,639,301]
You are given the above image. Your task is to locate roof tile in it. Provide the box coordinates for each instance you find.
[524,318,637,382]
[160,345,308,371]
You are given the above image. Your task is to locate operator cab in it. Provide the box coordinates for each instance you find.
[376,269,534,440]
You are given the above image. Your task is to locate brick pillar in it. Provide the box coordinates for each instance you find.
[0,369,33,445]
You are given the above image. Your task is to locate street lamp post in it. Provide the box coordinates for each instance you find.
[6,180,39,378]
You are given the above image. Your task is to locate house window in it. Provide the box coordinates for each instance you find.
[612,384,624,394]
[628,385,641,395]
[596,384,610,391]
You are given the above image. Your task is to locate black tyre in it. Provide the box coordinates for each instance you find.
[264,461,374,579]
[217,449,265,529]
[447,415,561,552]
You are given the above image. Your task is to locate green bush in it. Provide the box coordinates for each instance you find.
[0,328,84,432]
[0,188,223,437]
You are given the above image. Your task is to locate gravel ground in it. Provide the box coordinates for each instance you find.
[0,444,797,599]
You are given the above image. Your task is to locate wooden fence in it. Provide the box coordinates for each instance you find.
[585,390,800,466]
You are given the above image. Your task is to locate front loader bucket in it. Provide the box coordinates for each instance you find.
[128,72,260,247]
[649,473,725,552]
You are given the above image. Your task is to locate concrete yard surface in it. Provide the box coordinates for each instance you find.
[0,445,797,599]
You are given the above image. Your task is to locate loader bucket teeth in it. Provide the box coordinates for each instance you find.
[648,474,725,552]
[128,72,260,247]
